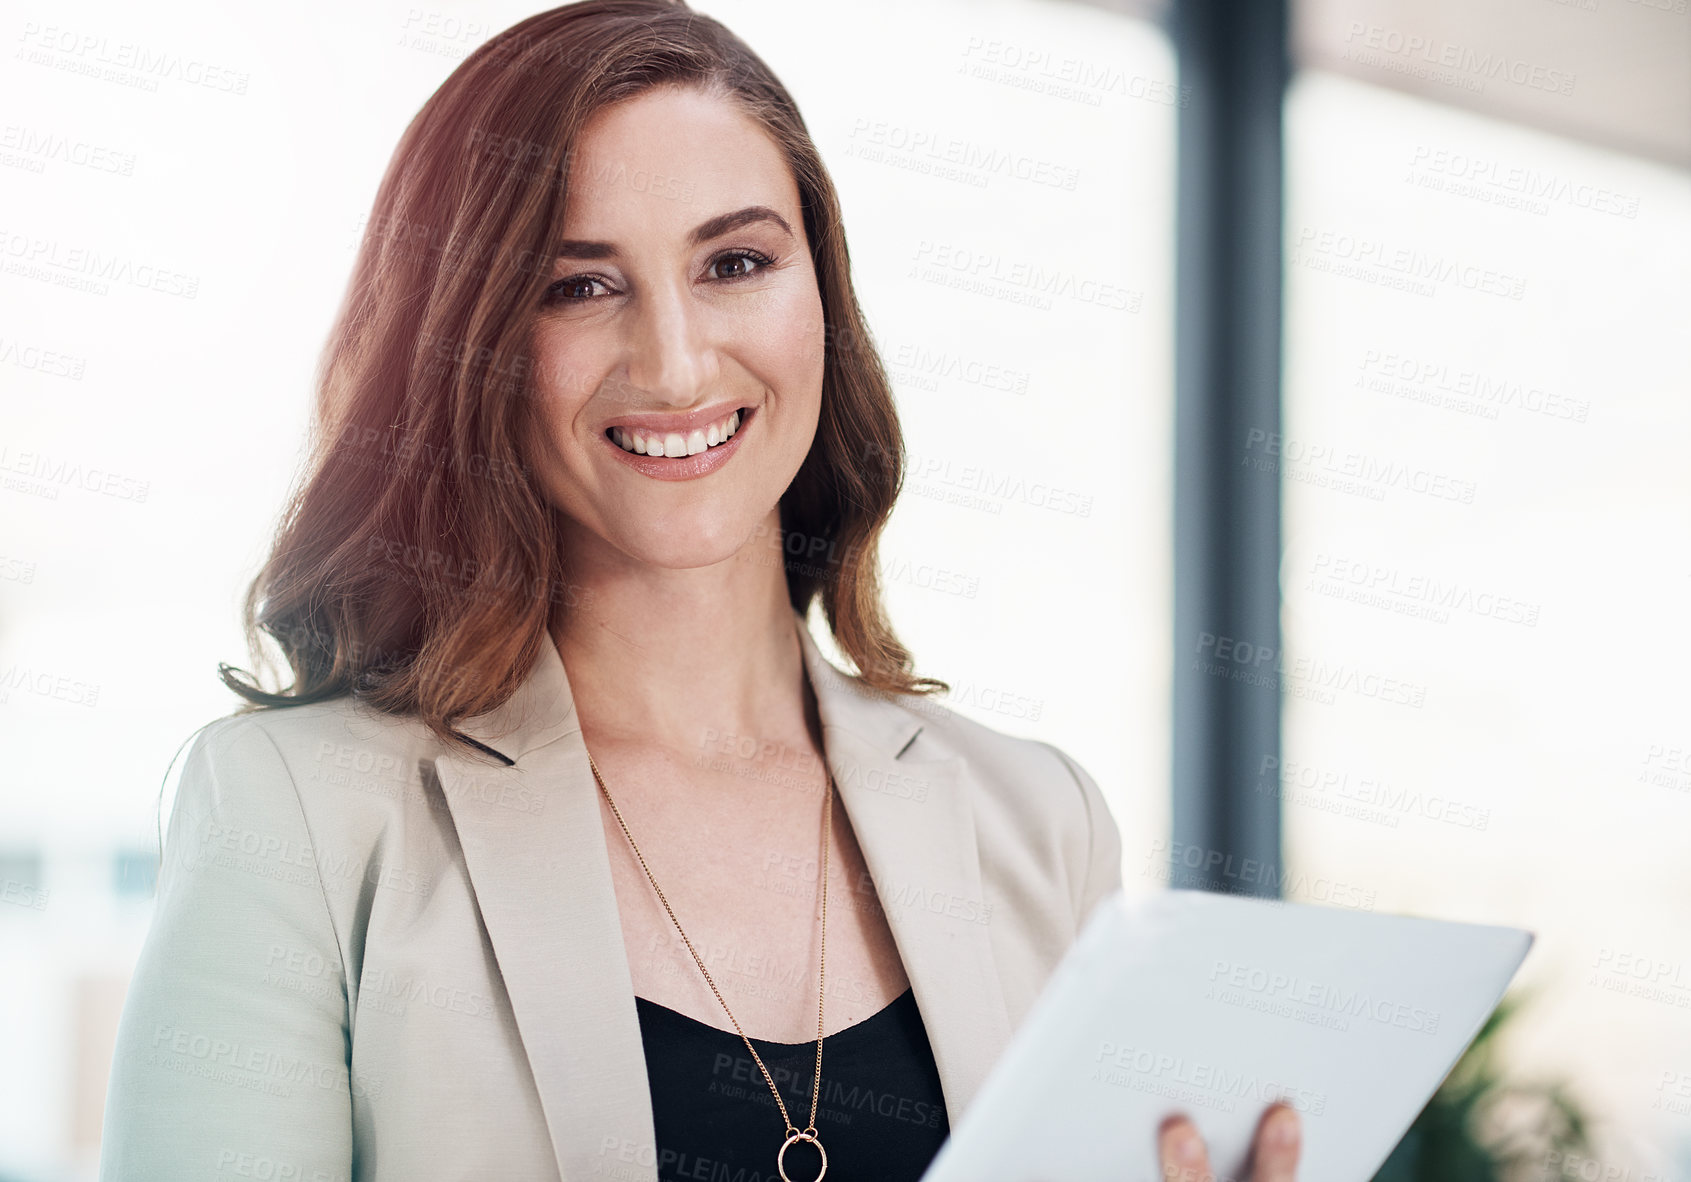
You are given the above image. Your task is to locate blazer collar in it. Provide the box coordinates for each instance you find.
[432,610,1012,1181]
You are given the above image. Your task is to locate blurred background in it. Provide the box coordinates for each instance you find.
[0,0,1685,1178]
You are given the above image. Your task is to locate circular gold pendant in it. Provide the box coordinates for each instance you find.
[777,1129,827,1182]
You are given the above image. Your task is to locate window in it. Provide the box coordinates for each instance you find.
[1282,59,1691,1179]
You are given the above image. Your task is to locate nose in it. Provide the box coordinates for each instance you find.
[619,278,718,408]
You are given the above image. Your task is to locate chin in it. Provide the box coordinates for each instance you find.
[611,505,776,573]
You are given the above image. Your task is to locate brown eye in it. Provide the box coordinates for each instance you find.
[708,250,772,281]
[545,275,612,304]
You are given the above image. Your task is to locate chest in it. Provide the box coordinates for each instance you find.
[588,739,913,1043]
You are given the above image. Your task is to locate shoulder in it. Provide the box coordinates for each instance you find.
[862,687,1124,954]
[884,692,1119,901]
[228,694,444,777]
[171,696,447,846]
[892,691,1100,815]
[162,697,468,957]
[181,695,439,778]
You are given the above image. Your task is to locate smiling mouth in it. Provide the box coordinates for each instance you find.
[606,406,752,458]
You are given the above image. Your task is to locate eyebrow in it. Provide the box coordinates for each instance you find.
[552,205,794,261]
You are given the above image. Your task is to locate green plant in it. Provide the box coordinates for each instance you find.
[1370,991,1594,1182]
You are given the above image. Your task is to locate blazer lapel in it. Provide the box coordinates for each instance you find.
[431,642,658,1182]
[795,619,1015,1123]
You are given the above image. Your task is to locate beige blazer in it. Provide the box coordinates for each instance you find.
[100,611,1122,1181]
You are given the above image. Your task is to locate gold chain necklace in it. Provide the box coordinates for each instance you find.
[586,750,833,1182]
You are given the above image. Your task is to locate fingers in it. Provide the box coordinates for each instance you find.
[1249,1103,1302,1182]
[1156,1106,1302,1182]
[1157,1115,1210,1182]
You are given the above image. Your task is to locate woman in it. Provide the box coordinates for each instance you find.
[99,2,1301,1179]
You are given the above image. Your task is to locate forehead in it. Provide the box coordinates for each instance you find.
[561,85,799,237]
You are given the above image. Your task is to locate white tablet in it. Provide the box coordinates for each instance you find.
[921,889,1533,1182]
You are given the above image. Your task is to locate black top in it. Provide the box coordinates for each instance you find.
[634,987,950,1182]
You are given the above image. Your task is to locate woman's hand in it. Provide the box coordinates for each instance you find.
[1155,1102,1301,1181]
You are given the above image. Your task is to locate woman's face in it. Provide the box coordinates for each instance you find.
[524,84,826,573]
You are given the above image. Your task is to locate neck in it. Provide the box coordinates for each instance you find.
[549,507,818,756]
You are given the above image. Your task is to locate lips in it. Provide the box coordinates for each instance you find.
[600,405,757,482]
[609,407,742,457]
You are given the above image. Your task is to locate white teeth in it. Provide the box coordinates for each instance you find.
[611,409,747,457]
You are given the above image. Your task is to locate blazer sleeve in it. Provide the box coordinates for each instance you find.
[100,716,355,1182]
[1042,742,1125,929]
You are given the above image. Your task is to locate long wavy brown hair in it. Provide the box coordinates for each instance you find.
[220,0,944,757]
